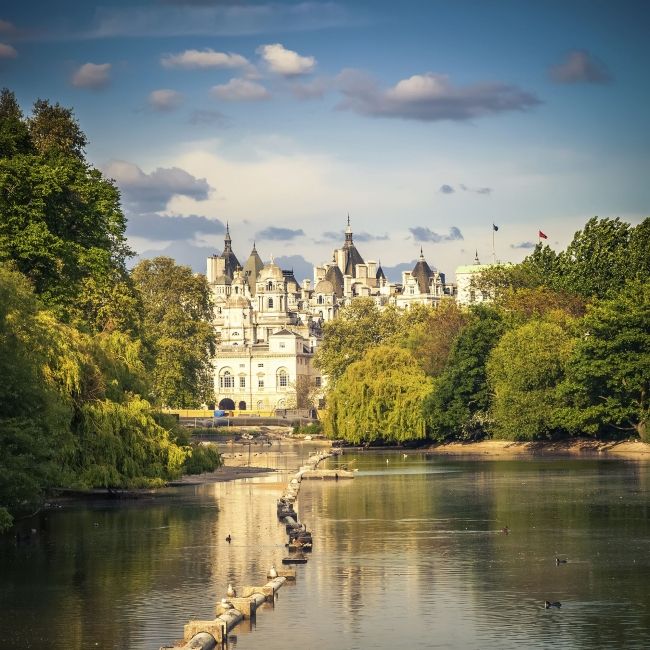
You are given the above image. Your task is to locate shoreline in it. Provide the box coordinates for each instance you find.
[427,438,650,459]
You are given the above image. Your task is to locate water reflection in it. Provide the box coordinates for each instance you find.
[1,450,649,649]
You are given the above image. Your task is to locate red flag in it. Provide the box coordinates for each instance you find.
[538,230,548,239]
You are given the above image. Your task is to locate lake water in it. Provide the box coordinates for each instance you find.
[1,445,649,649]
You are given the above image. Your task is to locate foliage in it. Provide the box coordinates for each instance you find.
[423,306,505,441]
[183,443,222,475]
[292,421,323,435]
[400,299,469,376]
[315,298,402,384]
[561,281,649,439]
[324,346,432,443]
[487,320,576,440]
[0,90,140,333]
[131,257,216,407]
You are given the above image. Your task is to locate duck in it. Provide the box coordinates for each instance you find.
[269,565,278,579]
[226,534,232,543]
[500,526,510,535]
[555,557,567,564]
[403,453,408,459]
[227,583,237,598]
[544,600,561,609]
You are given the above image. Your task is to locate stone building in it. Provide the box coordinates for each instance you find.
[207,219,449,412]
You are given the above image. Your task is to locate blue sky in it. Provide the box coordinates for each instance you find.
[2,0,648,279]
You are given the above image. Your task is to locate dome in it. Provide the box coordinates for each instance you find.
[315,279,334,294]
[259,260,284,282]
[226,294,250,308]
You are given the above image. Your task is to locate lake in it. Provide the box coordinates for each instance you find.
[1,445,649,649]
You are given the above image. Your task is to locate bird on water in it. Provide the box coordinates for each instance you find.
[226,534,232,543]
[544,601,561,609]
[555,557,567,564]
[227,583,237,598]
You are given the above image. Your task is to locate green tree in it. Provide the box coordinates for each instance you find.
[0,91,140,332]
[400,299,469,376]
[315,298,402,384]
[324,346,432,443]
[131,257,216,407]
[423,306,505,440]
[486,320,575,440]
[562,281,649,439]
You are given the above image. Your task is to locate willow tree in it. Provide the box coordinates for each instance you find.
[324,345,432,444]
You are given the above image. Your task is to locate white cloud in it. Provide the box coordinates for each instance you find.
[148,89,184,112]
[211,78,271,101]
[161,48,249,69]
[0,43,17,59]
[71,62,111,90]
[258,43,316,76]
[337,69,541,122]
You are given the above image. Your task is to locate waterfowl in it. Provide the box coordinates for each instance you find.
[544,600,561,609]
[269,565,278,579]
[227,583,236,598]
[555,557,567,564]
[226,534,232,543]
[500,526,510,535]
[403,453,408,459]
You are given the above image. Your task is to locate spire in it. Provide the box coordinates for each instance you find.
[344,214,353,244]
[474,249,480,265]
[224,221,232,252]
[252,240,257,252]
[420,246,424,259]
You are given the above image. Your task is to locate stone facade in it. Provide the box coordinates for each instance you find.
[207,220,449,411]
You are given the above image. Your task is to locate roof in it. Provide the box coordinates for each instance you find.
[270,328,302,338]
[259,259,284,282]
[243,244,264,295]
[411,250,434,293]
[376,264,386,281]
[324,264,344,297]
[315,279,334,294]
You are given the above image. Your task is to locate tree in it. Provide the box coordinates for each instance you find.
[324,346,432,444]
[131,257,216,407]
[400,299,469,376]
[0,88,32,158]
[486,320,575,440]
[0,92,140,332]
[315,298,402,384]
[423,306,505,440]
[561,281,649,440]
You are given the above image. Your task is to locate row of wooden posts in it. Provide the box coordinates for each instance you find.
[162,449,341,649]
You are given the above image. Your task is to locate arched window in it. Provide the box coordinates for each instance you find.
[238,401,247,411]
[268,298,274,309]
[277,368,289,388]
[267,281,273,291]
[318,295,323,304]
[220,370,234,389]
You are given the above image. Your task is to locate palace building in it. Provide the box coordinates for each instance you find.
[207,219,449,412]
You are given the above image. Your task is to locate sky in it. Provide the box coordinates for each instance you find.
[2,0,649,281]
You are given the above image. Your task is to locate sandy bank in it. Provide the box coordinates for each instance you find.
[426,438,650,459]
[168,465,276,485]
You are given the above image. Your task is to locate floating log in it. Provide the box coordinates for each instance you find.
[282,555,308,565]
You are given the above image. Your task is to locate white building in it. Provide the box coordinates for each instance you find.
[207,219,449,411]
[455,252,494,306]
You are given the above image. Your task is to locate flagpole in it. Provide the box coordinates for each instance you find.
[492,224,495,264]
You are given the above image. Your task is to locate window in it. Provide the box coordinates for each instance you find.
[239,376,246,388]
[258,363,264,368]
[279,342,285,349]
[470,290,476,303]
[278,369,288,387]
[268,298,274,309]
[318,295,323,305]
[267,281,273,291]
[258,378,265,388]
[315,377,322,387]
[220,370,234,389]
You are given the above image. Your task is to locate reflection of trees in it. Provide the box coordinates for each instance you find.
[303,454,650,648]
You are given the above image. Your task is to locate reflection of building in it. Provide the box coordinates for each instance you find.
[455,252,493,306]
[208,219,449,411]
